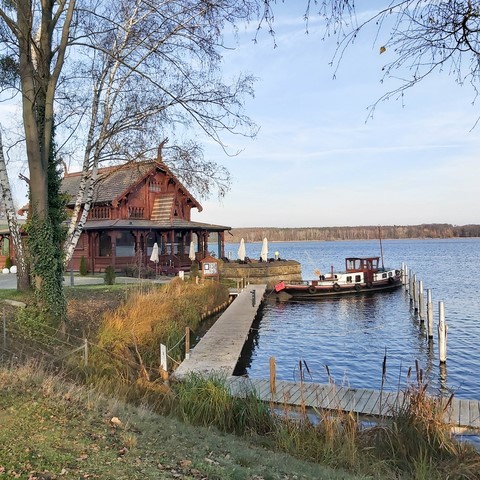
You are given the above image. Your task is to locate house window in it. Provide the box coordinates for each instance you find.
[149,181,161,192]
[99,232,111,257]
[75,237,84,250]
[146,232,162,256]
[1,237,9,256]
[116,231,135,257]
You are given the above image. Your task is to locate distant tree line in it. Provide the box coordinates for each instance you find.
[226,224,480,243]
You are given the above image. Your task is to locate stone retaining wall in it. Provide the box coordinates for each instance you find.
[219,259,302,289]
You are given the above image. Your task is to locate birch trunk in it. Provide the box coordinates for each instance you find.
[0,130,30,291]
[63,14,135,266]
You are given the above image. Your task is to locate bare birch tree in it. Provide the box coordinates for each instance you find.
[0,128,28,290]
[61,0,259,265]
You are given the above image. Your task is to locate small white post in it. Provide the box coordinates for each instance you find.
[178,270,184,280]
[160,343,168,371]
[185,326,190,360]
[438,301,447,363]
[83,338,88,367]
[418,280,425,321]
[427,288,434,339]
[2,306,6,353]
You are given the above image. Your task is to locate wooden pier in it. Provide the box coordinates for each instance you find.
[226,377,480,431]
[173,282,480,431]
[174,284,267,379]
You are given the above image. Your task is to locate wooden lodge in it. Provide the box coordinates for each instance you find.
[1,153,230,275]
[62,158,230,274]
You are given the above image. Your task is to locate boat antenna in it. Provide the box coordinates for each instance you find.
[378,226,385,270]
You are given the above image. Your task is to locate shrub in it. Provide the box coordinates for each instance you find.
[123,265,136,277]
[174,373,274,435]
[104,266,116,285]
[5,256,12,269]
[79,256,88,276]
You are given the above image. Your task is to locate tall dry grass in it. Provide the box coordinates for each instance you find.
[85,278,229,386]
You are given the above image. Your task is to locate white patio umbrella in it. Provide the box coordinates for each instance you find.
[260,237,268,262]
[237,238,246,261]
[150,242,159,276]
[189,241,196,261]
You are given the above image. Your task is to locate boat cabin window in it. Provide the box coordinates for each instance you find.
[368,259,379,270]
[346,276,352,283]
[346,257,380,272]
[355,274,361,283]
[346,259,361,270]
[382,273,387,279]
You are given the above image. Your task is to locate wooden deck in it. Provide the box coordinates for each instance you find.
[173,284,267,379]
[226,377,480,431]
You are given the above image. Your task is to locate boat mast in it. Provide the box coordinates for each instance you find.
[378,226,385,270]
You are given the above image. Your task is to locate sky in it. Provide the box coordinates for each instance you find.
[1,3,479,229]
[190,3,480,228]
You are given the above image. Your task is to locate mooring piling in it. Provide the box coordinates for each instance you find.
[427,288,434,339]
[438,301,448,364]
[418,280,425,321]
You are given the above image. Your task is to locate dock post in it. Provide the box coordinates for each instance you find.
[427,289,434,339]
[409,270,414,301]
[412,274,418,312]
[269,357,276,396]
[418,281,425,321]
[401,262,407,287]
[438,301,447,363]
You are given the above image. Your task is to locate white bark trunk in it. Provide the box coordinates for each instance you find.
[0,129,29,289]
[63,10,138,267]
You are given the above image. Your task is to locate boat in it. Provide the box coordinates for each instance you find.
[274,256,402,299]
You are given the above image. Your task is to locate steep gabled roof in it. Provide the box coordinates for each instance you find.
[61,160,202,211]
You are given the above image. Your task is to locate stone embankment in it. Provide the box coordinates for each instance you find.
[219,259,301,289]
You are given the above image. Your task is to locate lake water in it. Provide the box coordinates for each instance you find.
[224,238,480,400]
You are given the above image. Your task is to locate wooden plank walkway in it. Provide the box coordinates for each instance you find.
[226,377,480,431]
[173,284,267,379]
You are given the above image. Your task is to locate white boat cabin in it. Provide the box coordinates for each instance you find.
[316,256,397,286]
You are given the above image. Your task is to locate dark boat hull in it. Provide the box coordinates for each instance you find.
[278,279,402,300]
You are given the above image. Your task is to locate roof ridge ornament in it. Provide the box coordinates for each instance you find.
[157,137,169,162]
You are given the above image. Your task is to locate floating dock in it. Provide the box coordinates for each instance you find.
[174,284,267,378]
[226,377,480,430]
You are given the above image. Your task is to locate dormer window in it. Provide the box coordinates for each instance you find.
[149,181,161,192]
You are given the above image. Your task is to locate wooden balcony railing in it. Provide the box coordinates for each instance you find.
[90,207,111,220]
[128,207,145,219]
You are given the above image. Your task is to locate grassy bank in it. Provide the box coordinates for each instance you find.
[0,364,359,480]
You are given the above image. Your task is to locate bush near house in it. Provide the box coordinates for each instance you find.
[79,255,88,276]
